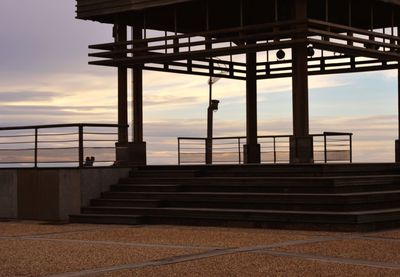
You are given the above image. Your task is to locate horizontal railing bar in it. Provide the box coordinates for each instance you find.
[0,162,35,164]
[0,134,35,138]
[83,139,117,142]
[0,148,35,151]
[0,142,34,145]
[84,132,118,135]
[84,147,114,149]
[38,132,79,136]
[0,123,122,131]
[37,140,80,143]
[37,147,79,150]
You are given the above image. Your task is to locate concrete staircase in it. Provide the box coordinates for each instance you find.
[70,164,400,231]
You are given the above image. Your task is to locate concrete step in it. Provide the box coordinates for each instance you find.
[110,184,181,193]
[69,214,143,225]
[89,198,400,212]
[112,181,400,194]
[70,164,400,231]
[90,199,160,208]
[101,190,400,205]
[80,206,400,225]
[130,169,199,178]
[118,175,400,187]
[134,164,400,177]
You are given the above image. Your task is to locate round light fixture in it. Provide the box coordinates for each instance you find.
[276,49,286,60]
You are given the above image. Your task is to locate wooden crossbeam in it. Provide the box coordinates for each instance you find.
[88,18,400,79]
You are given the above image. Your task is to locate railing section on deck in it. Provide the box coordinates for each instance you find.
[178,132,352,165]
[0,124,122,168]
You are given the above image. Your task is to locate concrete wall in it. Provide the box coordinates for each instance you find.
[0,171,18,218]
[0,168,130,221]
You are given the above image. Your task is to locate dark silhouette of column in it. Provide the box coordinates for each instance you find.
[244,48,261,163]
[290,0,314,164]
[132,25,144,144]
[115,23,147,166]
[396,66,400,162]
[115,23,128,144]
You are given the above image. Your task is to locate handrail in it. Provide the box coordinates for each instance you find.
[0,123,121,131]
[178,132,353,165]
[0,123,126,168]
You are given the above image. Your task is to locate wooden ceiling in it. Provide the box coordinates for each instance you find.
[77,0,400,32]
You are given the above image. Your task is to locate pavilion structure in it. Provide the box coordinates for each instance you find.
[76,0,400,165]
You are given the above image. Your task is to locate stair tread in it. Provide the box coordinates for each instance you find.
[104,190,400,197]
[71,213,143,218]
[83,206,400,216]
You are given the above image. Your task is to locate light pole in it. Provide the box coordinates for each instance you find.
[205,78,220,165]
[205,59,227,165]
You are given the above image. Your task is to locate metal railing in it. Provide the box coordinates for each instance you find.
[0,123,122,168]
[178,132,352,165]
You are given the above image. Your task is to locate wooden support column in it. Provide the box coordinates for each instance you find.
[396,66,400,162]
[290,0,314,163]
[115,23,128,144]
[244,48,261,164]
[132,25,144,144]
[115,23,147,166]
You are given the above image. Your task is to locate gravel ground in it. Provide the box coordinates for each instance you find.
[101,253,400,277]
[50,225,314,248]
[0,221,99,237]
[371,230,400,239]
[0,238,199,277]
[1,221,400,277]
[276,238,400,263]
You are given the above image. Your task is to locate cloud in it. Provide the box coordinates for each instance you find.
[144,95,201,107]
[0,91,59,103]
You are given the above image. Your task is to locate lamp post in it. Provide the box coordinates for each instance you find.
[206,78,220,165]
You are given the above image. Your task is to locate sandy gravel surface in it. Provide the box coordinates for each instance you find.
[276,238,400,263]
[50,225,315,248]
[0,221,99,237]
[0,238,199,277]
[101,253,400,277]
[1,221,400,277]
[371,230,400,239]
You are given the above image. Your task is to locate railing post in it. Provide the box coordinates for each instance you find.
[34,128,38,168]
[78,125,84,168]
[178,138,181,165]
[349,134,353,163]
[238,138,241,164]
[324,133,328,164]
[273,137,277,164]
[205,138,212,165]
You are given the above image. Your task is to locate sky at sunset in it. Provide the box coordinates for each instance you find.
[0,0,399,164]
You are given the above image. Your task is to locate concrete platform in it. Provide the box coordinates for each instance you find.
[71,163,400,231]
[1,220,400,276]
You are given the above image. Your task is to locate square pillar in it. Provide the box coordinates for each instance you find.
[290,0,313,164]
[114,23,128,144]
[290,136,314,164]
[114,24,147,166]
[244,49,261,164]
[397,67,400,163]
[116,142,147,166]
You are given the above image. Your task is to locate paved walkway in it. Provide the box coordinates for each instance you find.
[1,220,400,276]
